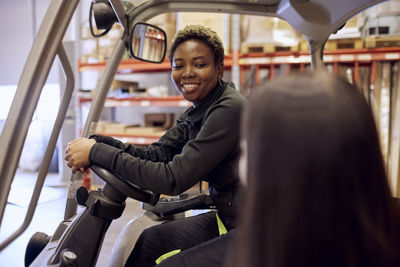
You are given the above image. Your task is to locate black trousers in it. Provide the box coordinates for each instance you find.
[124,211,237,267]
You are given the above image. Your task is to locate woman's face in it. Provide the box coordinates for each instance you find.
[171,39,223,107]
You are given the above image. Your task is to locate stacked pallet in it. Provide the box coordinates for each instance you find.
[240,15,302,54]
[241,43,299,54]
[365,36,400,48]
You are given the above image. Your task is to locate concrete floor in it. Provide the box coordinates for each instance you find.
[0,171,145,267]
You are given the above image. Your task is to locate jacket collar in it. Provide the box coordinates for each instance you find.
[186,80,226,123]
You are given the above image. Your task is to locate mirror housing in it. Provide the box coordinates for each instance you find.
[129,22,167,63]
[89,0,118,37]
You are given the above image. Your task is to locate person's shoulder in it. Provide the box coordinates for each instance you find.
[220,82,246,109]
[177,106,192,120]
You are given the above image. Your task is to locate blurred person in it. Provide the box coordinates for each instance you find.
[229,72,400,267]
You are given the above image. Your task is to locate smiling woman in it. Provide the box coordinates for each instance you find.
[65,24,246,267]
[169,25,225,107]
[170,39,223,107]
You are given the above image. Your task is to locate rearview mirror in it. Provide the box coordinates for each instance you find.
[129,23,167,63]
[89,0,117,37]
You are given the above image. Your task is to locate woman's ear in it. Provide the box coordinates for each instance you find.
[217,63,224,79]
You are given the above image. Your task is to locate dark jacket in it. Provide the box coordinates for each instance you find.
[89,81,245,220]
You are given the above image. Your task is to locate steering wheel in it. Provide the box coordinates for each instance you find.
[90,165,160,206]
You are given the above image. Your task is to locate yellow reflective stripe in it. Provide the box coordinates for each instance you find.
[155,249,181,264]
[155,213,227,265]
[216,213,228,235]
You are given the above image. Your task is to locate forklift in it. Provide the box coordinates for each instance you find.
[0,0,386,266]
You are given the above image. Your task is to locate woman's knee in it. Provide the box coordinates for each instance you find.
[127,227,164,266]
[135,227,160,250]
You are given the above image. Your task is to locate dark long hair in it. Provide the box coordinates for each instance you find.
[233,72,400,267]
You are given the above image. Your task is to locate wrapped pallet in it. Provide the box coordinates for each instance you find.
[177,12,230,54]
[241,15,301,53]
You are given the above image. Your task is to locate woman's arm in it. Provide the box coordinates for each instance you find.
[89,97,243,195]
[90,121,188,162]
[65,121,188,173]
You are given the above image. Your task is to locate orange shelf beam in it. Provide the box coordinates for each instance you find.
[78,95,191,108]
[79,58,172,73]
[79,55,234,73]
[79,48,400,73]
[239,47,400,65]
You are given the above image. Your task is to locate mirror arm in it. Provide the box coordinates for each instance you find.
[308,38,327,71]
[108,0,128,30]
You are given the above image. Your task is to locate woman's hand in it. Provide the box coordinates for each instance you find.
[64,138,96,174]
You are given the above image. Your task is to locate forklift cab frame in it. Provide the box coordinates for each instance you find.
[0,0,387,266]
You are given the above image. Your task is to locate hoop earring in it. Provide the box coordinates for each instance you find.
[218,78,223,87]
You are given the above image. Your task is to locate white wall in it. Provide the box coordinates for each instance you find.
[0,0,64,85]
[0,0,82,174]
[0,0,33,85]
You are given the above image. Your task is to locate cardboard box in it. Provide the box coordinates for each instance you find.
[96,121,138,135]
[365,36,400,48]
[96,121,167,137]
[145,113,174,129]
[112,80,139,91]
[125,126,167,136]
[99,122,126,135]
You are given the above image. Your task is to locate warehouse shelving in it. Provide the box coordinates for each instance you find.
[77,95,190,145]
[238,47,400,84]
[78,46,400,145]
[79,47,400,86]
